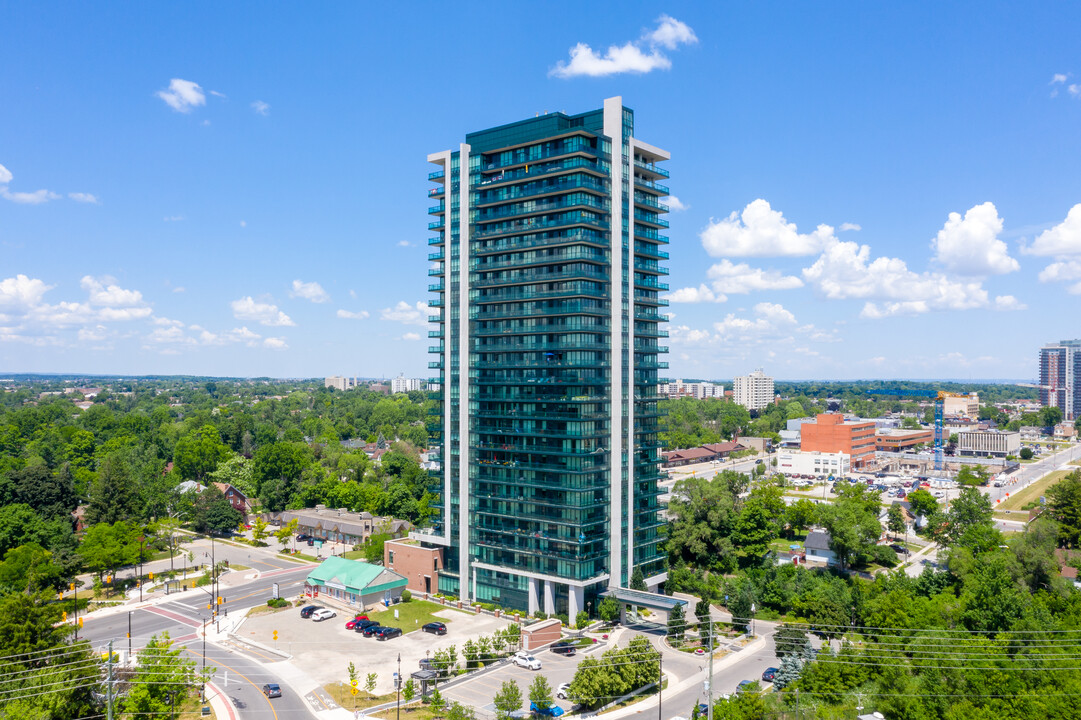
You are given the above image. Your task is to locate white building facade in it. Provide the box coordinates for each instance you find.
[659,379,724,399]
[777,450,851,478]
[325,376,357,391]
[958,430,1021,458]
[391,374,424,394]
[733,369,774,411]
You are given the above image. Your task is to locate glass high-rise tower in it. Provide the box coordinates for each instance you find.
[421,97,669,617]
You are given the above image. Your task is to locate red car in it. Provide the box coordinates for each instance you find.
[345,614,370,630]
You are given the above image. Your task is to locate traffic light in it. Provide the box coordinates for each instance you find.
[78,617,83,628]
[69,583,75,591]
[62,611,67,622]
[216,596,223,605]
[106,576,112,584]
[273,630,278,641]
[149,572,154,580]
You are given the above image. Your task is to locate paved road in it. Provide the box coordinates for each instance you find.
[80,562,315,719]
[983,443,1081,505]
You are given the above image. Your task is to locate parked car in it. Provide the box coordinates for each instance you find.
[736,680,756,693]
[311,608,337,622]
[345,614,371,630]
[550,641,576,656]
[761,667,779,682]
[362,625,385,637]
[296,534,311,542]
[422,621,447,635]
[376,627,403,641]
[299,605,321,618]
[353,619,378,633]
[513,652,542,670]
[262,683,282,698]
[531,702,565,717]
[556,683,571,700]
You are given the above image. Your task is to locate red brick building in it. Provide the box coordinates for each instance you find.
[801,414,876,468]
[384,538,443,596]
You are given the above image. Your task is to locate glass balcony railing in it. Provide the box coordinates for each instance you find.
[481,141,601,172]
[634,226,668,242]
[634,260,669,275]
[428,251,444,261]
[429,282,445,292]
[473,157,608,188]
[472,266,609,288]
[474,286,607,304]
[634,195,669,212]
[633,159,670,178]
[428,266,444,277]
[634,244,669,260]
[428,170,445,181]
[429,236,445,246]
[633,176,669,195]
[477,340,610,352]
[475,196,607,224]
[474,211,608,240]
[473,321,609,336]
[634,210,669,228]
[634,293,669,307]
[476,175,608,207]
[635,278,669,291]
[429,186,445,197]
[473,303,608,321]
[428,220,445,230]
[474,248,608,272]
[474,230,607,257]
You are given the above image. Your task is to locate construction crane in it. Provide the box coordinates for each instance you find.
[866,389,969,472]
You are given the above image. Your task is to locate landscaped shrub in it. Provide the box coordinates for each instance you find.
[401,589,412,602]
[575,610,590,629]
[267,597,290,608]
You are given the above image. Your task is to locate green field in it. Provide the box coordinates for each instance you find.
[366,599,453,630]
[996,470,1070,512]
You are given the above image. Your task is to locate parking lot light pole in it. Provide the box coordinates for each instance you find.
[396,653,401,720]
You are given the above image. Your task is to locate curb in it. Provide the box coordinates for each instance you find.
[205,681,238,720]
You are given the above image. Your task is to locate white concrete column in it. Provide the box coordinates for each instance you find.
[568,585,584,622]
[543,580,555,616]
[528,578,540,616]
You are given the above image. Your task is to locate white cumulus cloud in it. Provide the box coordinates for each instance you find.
[1052,73,1068,84]
[230,296,295,326]
[1024,204,1081,257]
[251,100,270,116]
[839,222,861,232]
[401,332,421,341]
[0,163,12,184]
[1,188,60,204]
[706,259,804,294]
[930,202,1017,275]
[701,199,836,257]
[0,275,53,309]
[337,309,370,320]
[156,78,206,113]
[290,279,330,303]
[550,15,697,78]
[264,337,288,350]
[80,276,145,307]
[68,193,99,204]
[666,284,725,303]
[381,300,428,326]
[803,238,992,316]
[666,195,689,212]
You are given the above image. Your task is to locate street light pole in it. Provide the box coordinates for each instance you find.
[396,653,402,720]
[138,536,145,602]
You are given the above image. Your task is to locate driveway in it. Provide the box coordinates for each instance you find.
[239,604,512,693]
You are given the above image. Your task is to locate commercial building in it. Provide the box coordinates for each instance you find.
[661,441,744,467]
[800,413,877,468]
[422,97,669,616]
[776,450,850,478]
[280,506,413,546]
[733,369,774,411]
[391,374,424,394]
[942,392,979,418]
[304,557,408,610]
[958,430,1020,458]
[659,379,724,399]
[875,428,934,452]
[1040,339,1081,421]
[384,538,444,596]
[325,376,358,391]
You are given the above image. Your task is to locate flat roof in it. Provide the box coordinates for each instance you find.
[600,587,687,611]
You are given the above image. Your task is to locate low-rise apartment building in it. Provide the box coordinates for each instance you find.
[777,450,851,477]
[958,430,1021,458]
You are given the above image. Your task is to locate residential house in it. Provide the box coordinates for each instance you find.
[804,529,838,567]
[213,482,251,515]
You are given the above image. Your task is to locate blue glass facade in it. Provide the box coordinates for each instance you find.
[425,98,668,615]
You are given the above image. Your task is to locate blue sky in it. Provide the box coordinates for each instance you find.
[2,2,1080,380]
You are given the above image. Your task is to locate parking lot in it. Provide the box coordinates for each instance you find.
[240,601,512,692]
[442,642,599,715]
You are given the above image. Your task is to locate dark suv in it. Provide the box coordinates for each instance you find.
[422,622,447,635]
[353,619,378,634]
[550,641,576,656]
[299,605,321,618]
[377,627,403,641]
[362,625,384,637]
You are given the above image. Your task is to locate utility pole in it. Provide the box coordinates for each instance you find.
[396,653,402,720]
[202,618,207,701]
[706,619,714,720]
[106,640,114,720]
[657,651,663,720]
[127,611,132,661]
[138,535,145,602]
[73,582,78,641]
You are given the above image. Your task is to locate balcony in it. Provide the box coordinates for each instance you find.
[474,286,608,304]
[634,260,669,276]
[428,266,444,277]
[428,170,445,181]
[635,277,669,291]
[473,230,607,257]
[473,248,608,272]
[428,220,445,231]
[429,202,445,215]
[428,329,443,338]
[633,176,669,195]
[476,175,608,208]
[635,245,669,260]
[429,282,445,292]
[633,160,669,178]
[634,210,669,228]
[474,211,608,240]
[428,235,445,246]
[634,293,669,307]
[473,157,608,189]
[473,303,609,321]
[472,266,609,288]
[429,186,445,198]
[475,196,607,224]
[428,251,444,261]
[481,140,601,172]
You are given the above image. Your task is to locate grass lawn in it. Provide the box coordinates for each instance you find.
[342,549,368,560]
[324,683,397,710]
[996,470,1070,512]
[176,688,218,719]
[369,702,437,720]
[1071,460,1081,467]
[366,599,449,630]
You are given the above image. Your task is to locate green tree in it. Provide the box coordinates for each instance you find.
[365,672,378,699]
[1020,447,1034,460]
[275,518,299,550]
[446,701,477,720]
[887,503,906,539]
[598,596,620,623]
[402,677,416,703]
[493,679,523,720]
[0,543,65,593]
[173,424,230,481]
[785,498,818,536]
[938,487,997,549]
[773,624,809,658]
[191,485,242,536]
[124,631,208,719]
[1048,471,1081,547]
[529,675,554,713]
[207,453,257,496]
[79,521,140,580]
[907,488,938,519]
[629,566,647,591]
[667,602,686,644]
[820,484,882,569]
[956,465,989,487]
[429,684,444,713]
[1040,406,1064,428]
[251,517,269,544]
[85,452,140,525]
[694,597,712,628]
[365,532,390,563]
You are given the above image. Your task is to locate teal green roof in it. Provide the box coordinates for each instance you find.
[306,557,406,594]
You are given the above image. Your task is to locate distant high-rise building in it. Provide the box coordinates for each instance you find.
[324,376,357,391]
[391,374,423,394]
[659,379,724,399]
[423,97,669,616]
[733,369,774,411]
[1040,340,1081,421]
[942,392,979,418]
